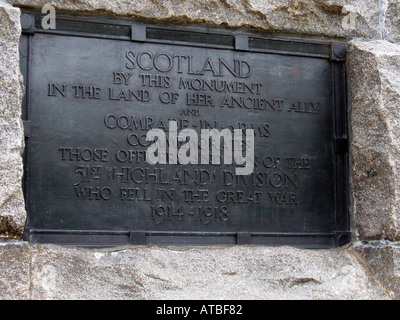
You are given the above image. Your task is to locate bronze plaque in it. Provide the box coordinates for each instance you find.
[20,13,349,247]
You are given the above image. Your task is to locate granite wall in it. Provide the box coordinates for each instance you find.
[0,0,399,299]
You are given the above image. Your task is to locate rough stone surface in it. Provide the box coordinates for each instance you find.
[353,242,400,299]
[385,0,400,43]
[0,242,30,299]
[349,40,400,241]
[10,0,384,40]
[0,1,25,238]
[0,0,399,300]
[0,242,390,300]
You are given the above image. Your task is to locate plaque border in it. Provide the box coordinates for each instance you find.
[20,12,350,248]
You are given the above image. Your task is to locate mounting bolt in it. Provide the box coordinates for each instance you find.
[331,42,347,61]
[21,14,35,33]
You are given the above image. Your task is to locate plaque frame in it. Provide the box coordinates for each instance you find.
[19,12,350,248]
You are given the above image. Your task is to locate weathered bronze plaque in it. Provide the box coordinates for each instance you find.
[20,13,349,247]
